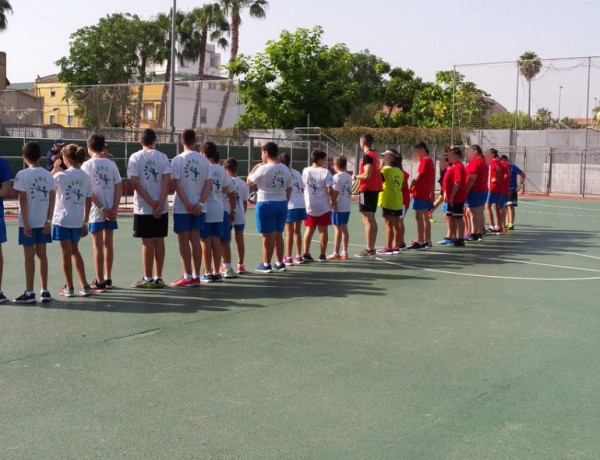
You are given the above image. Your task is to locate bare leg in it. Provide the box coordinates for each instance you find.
[104,230,114,279]
[92,231,104,281]
[71,242,88,287]
[262,233,275,264]
[234,230,245,264]
[274,232,284,263]
[285,222,294,259]
[36,244,49,291]
[60,240,74,288]
[190,230,202,276]
[177,231,192,275]
[341,224,350,253]
[362,212,378,251]
[24,245,36,292]
[303,225,317,255]
[333,225,341,254]
[415,210,426,242]
[210,237,222,274]
[154,238,165,278]
[318,225,328,257]
[384,217,393,248]
[221,240,232,265]
[456,217,465,240]
[293,221,302,256]
[141,238,155,279]
[201,238,212,275]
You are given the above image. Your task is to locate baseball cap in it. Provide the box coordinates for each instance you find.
[54,139,65,146]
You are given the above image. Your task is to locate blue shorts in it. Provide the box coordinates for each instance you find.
[256,200,288,234]
[89,220,119,234]
[173,213,205,234]
[19,227,52,246]
[201,221,223,239]
[233,224,245,232]
[412,198,434,211]
[286,208,307,223]
[466,191,487,208]
[332,211,350,226]
[221,212,232,243]
[486,193,505,206]
[0,218,6,244]
[52,226,82,243]
[442,202,448,214]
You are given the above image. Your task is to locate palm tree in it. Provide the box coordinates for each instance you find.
[216,0,268,129]
[518,51,542,127]
[534,107,553,127]
[0,0,12,32]
[183,4,229,128]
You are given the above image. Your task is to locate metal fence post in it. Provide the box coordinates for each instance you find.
[546,148,553,195]
[247,137,253,177]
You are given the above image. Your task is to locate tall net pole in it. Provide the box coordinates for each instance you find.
[169,0,177,143]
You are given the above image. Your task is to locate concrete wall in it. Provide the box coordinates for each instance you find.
[0,90,44,124]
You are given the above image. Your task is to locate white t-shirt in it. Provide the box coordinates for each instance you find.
[13,167,54,228]
[127,149,172,215]
[206,163,232,223]
[288,168,305,210]
[333,171,353,213]
[81,157,122,223]
[230,176,249,226]
[52,168,93,228]
[302,166,334,217]
[248,163,292,202]
[171,151,211,215]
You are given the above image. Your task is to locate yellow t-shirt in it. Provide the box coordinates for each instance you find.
[378,166,405,210]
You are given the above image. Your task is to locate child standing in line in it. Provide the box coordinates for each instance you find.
[377,151,405,255]
[302,150,335,262]
[12,142,55,304]
[408,141,435,249]
[223,158,249,275]
[504,155,526,230]
[127,129,172,289]
[170,129,212,288]
[219,157,240,280]
[0,152,13,304]
[51,144,93,297]
[443,147,468,247]
[484,148,504,234]
[82,134,122,292]
[279,152,306,267]
[327,156,352,260]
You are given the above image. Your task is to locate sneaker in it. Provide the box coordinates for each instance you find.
[407,241,426,250]
[273,262,287,272]
[170,277,197,287]
[41,290,52,304]
[302,253,315,263]
[486,228,501,235]
[501,226,508,233]
[392,247,401,255]
[283,256,294,266]
[0,292,7,304]
[326,252,341,261]
[154,278,165,288]
[293,256,305,265]
[237,263,247,275]
[222,266,236,279]
[453,239,466,247]
[200,274,214,284]
[355,249,376,258]
[190,277,200,287]
[89,279,108,293]
[340,252,349,260]
[131,279,155,289]
[14,291,36,304]
[439,237,455,244]
[255,263,273,274]
[105,278,113,290]
[59,286,75,297]
[376,247,395,256]
[425,241,433,249]
[318,254,327,262]
[79,285,92,297]
[506,224,514,231]
[398,243,407,251]
[428,211,436,223]
[212,274,223,283]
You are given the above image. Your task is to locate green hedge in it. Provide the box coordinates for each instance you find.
[322,127,457,147]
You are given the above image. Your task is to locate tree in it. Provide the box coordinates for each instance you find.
[0,0,11,32]
[229,27,357,128]
[378,67,424,126]
[534,107,553,127]
[559,117,582,129]
[216,0,268,129]
[183,4,229,128]
[518,51,542,126]
[56,14,141,127]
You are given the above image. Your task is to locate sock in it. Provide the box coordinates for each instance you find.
[97,279,105,284]
[238,260,243,265]
[26,290,35,296]
[184,274,193,280]
[264,261,270,266]
[224,263,232,270]
[144,276,153,282]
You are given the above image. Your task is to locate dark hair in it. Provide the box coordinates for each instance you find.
[63,144,87,165]
[311,149,327,164]
[335,156,347,170]
[87,134,105,153]
[278,152,291,167]
[413,141,429,156]
[201,141,219,162]
[261,142,278,159]
[140,128,157,147]
[181,129,196,147]
[488,148,499,159]
[450,147,463,159]
[470,144,483,156]
[223,157,238,174]
[22,141,42,162]
[500,154,509,161]
[360,133,374,148]
[385,149,402,168]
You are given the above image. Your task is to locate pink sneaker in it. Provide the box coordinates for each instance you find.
[293,256,305,265]
[283,256,293,266]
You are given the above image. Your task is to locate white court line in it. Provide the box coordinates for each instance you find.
[521,201,600,212]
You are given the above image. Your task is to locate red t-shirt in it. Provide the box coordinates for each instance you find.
[411,156,435,200]
[401,169,410,209]
[358,150,383,192]
[489,159,503,194]
[443,162,467,203]
[465,155,488,193]
[500,160,511,195]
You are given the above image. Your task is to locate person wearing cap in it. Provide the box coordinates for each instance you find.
[46,139,67,172]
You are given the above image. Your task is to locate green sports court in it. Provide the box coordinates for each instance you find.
[2,196,600,459]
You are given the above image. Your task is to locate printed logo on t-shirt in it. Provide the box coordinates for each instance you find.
[65,180,86,203]
[271,170,287,189]
[143,161,160,182]
[212,171,222,192]
[29,176,51,201]
[293,179,302,193]
[392,175,402,189]
[94,165,112,189]
[342,183,352,197]
[307,177,318,193]
[184,159,202,180]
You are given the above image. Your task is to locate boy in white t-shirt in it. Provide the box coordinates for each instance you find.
[51,144,93,298]
[81,134,122,292]
[200,142,235,283]
[327,156,352,260]
[127,129,172,289]
[170,129,212,287]
[302,150,336,262]
[223,158,249,275]
[278,152,306,266]
[12,142,55,304]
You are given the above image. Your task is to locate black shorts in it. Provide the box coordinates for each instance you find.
[446,203,465,218]
[359,191,380,213]
[382,207,405,217]
[133,213,169,239]
[506,190,518,207]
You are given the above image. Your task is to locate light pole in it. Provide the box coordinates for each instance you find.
[168,0,177,142]
[557,85,563,128]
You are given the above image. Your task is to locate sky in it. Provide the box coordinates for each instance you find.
[2,0,599,118]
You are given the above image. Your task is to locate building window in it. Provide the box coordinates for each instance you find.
[208,83,217,90]
[209,55,219,68]
[200,108,207,125]
[67,114,74,125]
[144,105,153,122]
[49,114,56,124]
[50,88,56,99]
